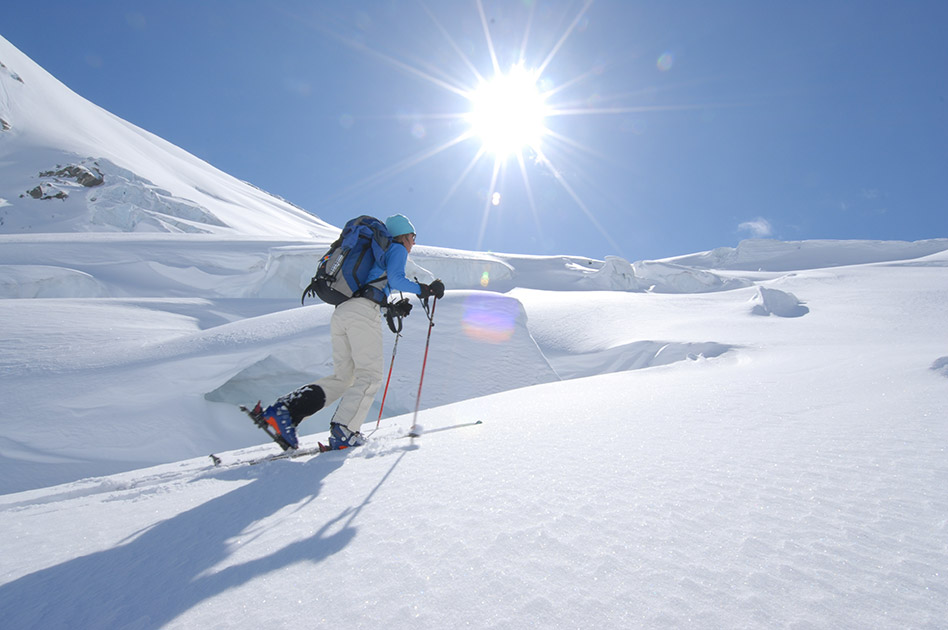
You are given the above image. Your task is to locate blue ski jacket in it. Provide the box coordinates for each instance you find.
[369,242,421,299]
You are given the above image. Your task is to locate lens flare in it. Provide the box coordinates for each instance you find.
[461,294,519,343]
[657,52,675,71]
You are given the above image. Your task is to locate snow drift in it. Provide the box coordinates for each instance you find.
[750,287,809,317]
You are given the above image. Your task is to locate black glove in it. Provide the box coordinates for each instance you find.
[419,279,445,300]
[385,298,411,333]
[301,275,319,305]
[388,297,412,318]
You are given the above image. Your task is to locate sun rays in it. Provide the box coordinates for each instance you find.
[310,0,655,256]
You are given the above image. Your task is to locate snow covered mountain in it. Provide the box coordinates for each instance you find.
[0,35,334,237]
[1,35,947,629]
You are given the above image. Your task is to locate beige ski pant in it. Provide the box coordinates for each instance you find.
[314,297,383,433]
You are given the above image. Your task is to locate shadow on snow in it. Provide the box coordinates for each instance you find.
[0,447,411,628]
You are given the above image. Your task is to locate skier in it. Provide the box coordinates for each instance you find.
[259,214,445,450]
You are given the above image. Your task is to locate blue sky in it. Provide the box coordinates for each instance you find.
[4,0,946,260]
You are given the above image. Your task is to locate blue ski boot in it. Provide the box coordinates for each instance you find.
[262,401,298,449]
[325,422,365,451]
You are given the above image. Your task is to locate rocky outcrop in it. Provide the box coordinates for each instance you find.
[26,183,68,200]
[40,164,105,187]
[24,162,105,201]
[0,59,24,83]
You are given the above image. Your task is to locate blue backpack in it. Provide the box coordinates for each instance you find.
[303,215,392,306]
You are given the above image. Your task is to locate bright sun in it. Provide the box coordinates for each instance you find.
[327,0,630,254]
[467,64,548,158]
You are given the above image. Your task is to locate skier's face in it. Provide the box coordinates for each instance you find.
[398,233,416,253]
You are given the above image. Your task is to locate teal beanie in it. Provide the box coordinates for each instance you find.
[385,214,416,237]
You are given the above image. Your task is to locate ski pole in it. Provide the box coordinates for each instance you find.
[376,332,401,429]
[410,296,437,436]
[375,295,409,430]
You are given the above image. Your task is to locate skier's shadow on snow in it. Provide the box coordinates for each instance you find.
[0,447,410,629]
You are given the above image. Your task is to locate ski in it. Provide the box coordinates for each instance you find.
[209,419,484,467]
[208,438,371,468]
[209,443,326,468]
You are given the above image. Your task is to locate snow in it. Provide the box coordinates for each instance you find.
[749,287,809,318]
[2,34,948,629]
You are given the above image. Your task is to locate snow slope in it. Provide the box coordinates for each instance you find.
[0,35,334,238]
[2,245,947,629]
[1,34,947,629]
[7,232,946,495]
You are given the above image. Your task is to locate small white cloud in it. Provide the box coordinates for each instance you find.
[283,78,312,96]
[125,12,147,30]
[738,217,773,238]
